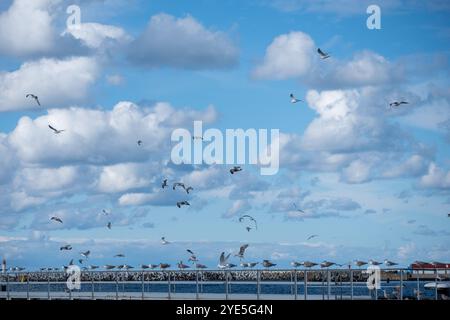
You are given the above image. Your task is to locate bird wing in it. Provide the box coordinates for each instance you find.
[239,244,249,255]
[219,252,225,264]
[48,125,57,132]
[318,48,325,56]
[187,249,194,255]
[36,98,41,106]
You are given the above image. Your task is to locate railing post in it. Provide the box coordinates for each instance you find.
[141,271,145,300]
[225,270,229,300]
[91,275,94,300]
[294,271,298,300]
[304,270,308,300]
[115,272,119,300]
[27,273,30,300]
[47,276,50,300]
[416,272,420,300]
[435,269,438,300]
[327,270,331,300]
[399,269,403,300]
[6,273,10,300]
[196,271,199,300]
[168,271,171,300]
[350,270,354,300]
[256,270,260,300]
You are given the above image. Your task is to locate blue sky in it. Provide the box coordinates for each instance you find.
[0,0,449,270]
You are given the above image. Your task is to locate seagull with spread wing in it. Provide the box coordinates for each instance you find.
[177,201,190,208]
[26,94,40,106]
[48,125,65,134]
[230,166,243,174]
[161,237,170,245]
[235,244,249,260]
[80,250,90,259]
[161,179,168,189]
[317,48,330,59]
[50,216,63,223]
[307,234,318,241]
[218,252,232,269]
[290,93,302,104]
[389,101,408,108]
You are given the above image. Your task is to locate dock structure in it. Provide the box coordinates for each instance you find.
[0,268,448,300]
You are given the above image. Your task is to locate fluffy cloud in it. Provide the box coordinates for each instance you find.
[0,0,56,56]
[0,56,99,111]
[419,163,450,189]
[63,22,131,49]
[252,31,315,80]
[128,13,239,69]
[223,199,251,218]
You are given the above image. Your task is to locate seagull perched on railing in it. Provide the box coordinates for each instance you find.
[262,260,277,269]
[80,250,90,259]
[140,264,150,269]
[290,93,302,104]
[241,262,259,268]
[235,244,249,260]
[291,261,302,268]
[195,263,207,269]
[50,216,63,223]
[177,261,190,270]
[48,125,65,134]
[321,261,340,268]
[230,166,243,174]
[302,261,318,269]
[60,245,72,251]
[384,260,398,267]
[354,260,368,268]
[369,259,383,266]
[89,265,99,270]
[26,94,40,106]
[159,263,170,270]
[177,201,190,208]
[317,48,330,59]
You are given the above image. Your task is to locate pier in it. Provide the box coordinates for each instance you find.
[1,268,448,300]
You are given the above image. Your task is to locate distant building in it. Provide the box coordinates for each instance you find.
[410,261,450,275]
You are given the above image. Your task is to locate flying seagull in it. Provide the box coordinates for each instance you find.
[102,209,110,215]
[26,94,40,106]
[50,216,63,223]
[235,244,249,260]
[161,237,170,245]
[107,222,112,229]
[60,245,72,251]
[80,250,90,259]
[292,203,305,213]
[185,186,194,194]
[230,166,242,175]
[218,252,232,269]
[239,215,258,231]
[177,201,190,208]
[173,182,186,191]
[48,125,65,134]
[262,260,277,268]
[290,93,302,104]
[137,140,143,146]
[317,48,330,59]
[187,249,198,263]
[114,254,125,258]
[389,101,408,108]
[161,179,168,189]
[321,261,340,268]
[307,234,318,241]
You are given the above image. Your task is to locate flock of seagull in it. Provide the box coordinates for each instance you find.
[16,46,448,274]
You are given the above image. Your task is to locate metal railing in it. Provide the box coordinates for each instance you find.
[0,268,448,300]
